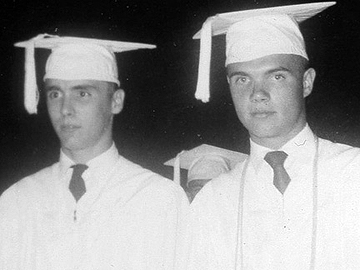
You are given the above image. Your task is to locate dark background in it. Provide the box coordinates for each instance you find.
[1,0,359,193]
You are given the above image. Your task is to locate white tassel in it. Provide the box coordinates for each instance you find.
[173,151,184,185]
[24,38,39,114]
[23,34,54,114]
[195,17,213,103]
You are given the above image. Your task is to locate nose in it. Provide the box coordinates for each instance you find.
[250,82,270,103]
[61,96,74,116]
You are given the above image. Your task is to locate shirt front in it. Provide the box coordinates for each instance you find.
[43,144,125,268]
[242,125,317,268]
[0,143,189,270]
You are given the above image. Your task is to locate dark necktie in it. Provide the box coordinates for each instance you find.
[69,164,88,202]
[264,151,291,194]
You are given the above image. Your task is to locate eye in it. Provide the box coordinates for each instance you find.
[238,77,248,83]
[47,91,61,99]
[232,76,249,85]
[79,91,90,98]
[274,74,285,80]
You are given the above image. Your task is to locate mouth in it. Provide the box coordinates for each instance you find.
[60,124,80,132]
[251,111,276,118]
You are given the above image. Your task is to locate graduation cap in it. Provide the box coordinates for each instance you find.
[164,144,248,185]
[14,34,156,114]
[192,2,336,103]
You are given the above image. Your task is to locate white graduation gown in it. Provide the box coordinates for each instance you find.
[0,144,189,270]
[187,126,360,269]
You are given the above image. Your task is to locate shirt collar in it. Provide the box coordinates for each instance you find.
[249,124,316,169]
[59,150,75,177]
[86,142,119,173]
[59,142,119,179]
[281,124,316,158]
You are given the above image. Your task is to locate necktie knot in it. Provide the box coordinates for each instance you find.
[71,164,88,177]
[264,151,288,168]
[69,164,88,202]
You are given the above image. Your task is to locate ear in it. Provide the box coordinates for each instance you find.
[303,68,316,98]
[226,66,231,84]
[111,89,125,114]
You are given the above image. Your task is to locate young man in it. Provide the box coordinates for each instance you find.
[0,35,189,269]
[187,2,360,269]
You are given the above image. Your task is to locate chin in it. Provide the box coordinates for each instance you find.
[60,139,85,152]
[248,124,278,137]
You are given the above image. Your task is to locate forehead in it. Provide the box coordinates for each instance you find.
[227,54,305,75]
[44,79,111,90]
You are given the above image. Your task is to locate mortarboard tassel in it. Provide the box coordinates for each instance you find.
[195,17,214,103]
[23,34,52,114]
[173,150,184,185]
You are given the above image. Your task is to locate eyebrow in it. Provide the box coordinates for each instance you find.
[265,66,292,75]
[227,71,248,79]
[44,84,97,92]
[71,84,97,91]
[228,66,292,79]
[44,85,60,92]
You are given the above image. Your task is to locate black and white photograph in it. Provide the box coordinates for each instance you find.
[1,0,360,269]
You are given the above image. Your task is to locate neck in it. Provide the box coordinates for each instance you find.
[62,140,113,164]
[250,123,307,150]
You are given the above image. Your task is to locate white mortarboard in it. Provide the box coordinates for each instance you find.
[192,2,336,103]
[14,34,156,114]
[164,144,247,185]
[187,155,231,183]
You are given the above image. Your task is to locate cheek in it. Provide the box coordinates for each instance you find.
[230,88,248,116]
[46,102,60,120]
[230,84,244,103]
[89,105,113,129]
[281,88,304,112]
